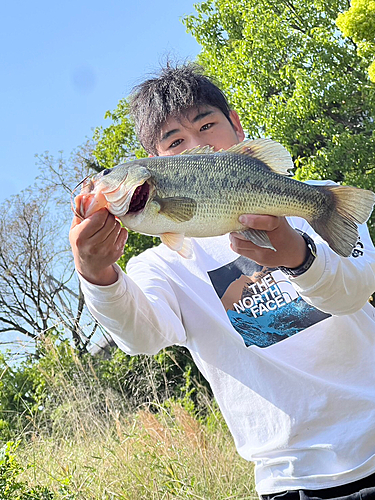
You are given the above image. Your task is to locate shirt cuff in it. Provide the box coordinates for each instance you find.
[77,264,128,303]
[287,241,327,290]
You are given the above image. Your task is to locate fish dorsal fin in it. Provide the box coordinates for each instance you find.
[226,139,294,176]
[180,145,215,155]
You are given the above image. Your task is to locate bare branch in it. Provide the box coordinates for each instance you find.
[0,164,98,353]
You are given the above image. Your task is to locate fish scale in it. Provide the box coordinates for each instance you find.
[77,138,375,258]
[147,155,321,227]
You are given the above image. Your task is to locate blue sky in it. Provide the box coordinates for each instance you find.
[1,0,201,203]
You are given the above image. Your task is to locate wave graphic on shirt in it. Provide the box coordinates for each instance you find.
[208,256,330,348]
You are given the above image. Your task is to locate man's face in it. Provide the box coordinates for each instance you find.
[155,106,245,157]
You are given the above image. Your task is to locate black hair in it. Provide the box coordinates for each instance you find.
[128,62,232,155]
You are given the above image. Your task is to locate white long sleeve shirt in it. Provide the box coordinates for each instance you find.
[79,190,375,495]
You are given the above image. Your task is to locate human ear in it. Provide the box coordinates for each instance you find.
[229,110,245,142]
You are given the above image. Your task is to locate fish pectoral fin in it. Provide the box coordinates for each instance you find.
[160,233,193,259]
[239,229,277,252]
[156,196,197,222]
[226,139,294,176]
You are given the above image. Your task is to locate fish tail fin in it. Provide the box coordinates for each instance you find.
[310,185,375,257]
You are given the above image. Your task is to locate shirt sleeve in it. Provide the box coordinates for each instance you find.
[286,219,375,315]
[78,261,187,355]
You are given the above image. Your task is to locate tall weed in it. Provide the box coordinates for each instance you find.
[1,336,256,498]
[17,403,256,499]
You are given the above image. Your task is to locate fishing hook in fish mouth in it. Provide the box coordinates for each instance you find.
[70,174,95,220]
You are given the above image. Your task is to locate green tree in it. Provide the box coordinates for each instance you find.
[183,0,375,237]
[336,0,375,82]
[91,100,158,265]
[92,99,146,170]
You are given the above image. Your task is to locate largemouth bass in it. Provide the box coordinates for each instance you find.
[75,139,375,258]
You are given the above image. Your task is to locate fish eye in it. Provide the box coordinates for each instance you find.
[102,168,112,176]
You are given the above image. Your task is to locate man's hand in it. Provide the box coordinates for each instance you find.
[69,207,128,286]
[229,215,307,269]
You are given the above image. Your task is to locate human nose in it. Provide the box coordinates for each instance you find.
[185,137,212,151]
[185,138,202,149]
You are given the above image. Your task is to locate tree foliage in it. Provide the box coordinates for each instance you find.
[183,0,375,237]
[91,101,158,263]
[91,1,375,238]
[336,0,375,82]
[92,99,146,171]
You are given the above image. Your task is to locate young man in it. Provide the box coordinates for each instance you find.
[70,63,375,499]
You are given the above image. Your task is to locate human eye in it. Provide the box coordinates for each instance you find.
[169,138,183,149]
[200,122,214,131]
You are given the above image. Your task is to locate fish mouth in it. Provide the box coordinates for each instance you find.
[127,182,150,214]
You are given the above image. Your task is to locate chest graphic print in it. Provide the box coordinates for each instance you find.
[207,256,330,348]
